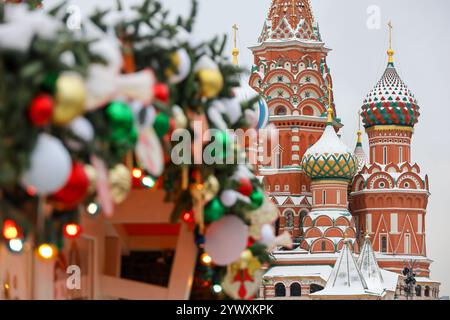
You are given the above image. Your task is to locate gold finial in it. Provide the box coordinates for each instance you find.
[387,21,394,64]
[232,24,239,65]
[357,130,362,144]
[326,85,333,124]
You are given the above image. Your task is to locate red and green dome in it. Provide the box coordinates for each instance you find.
[361,63,420,128]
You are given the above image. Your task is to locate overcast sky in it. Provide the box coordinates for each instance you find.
[45,0,450,296]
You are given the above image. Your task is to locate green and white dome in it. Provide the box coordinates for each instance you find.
[302,109,357,180]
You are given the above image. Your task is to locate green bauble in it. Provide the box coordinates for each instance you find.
[130,125,138,145]
[212,131,231,158]
[250,190,264,209]
[204,198,225,223]
[153,113,170,138]
[106,101,134,129]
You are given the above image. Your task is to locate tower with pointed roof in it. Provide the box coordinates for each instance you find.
[250,0,339,240]
[350,23,434,279]
[252,3,441,300]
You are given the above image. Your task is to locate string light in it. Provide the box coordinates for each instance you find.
[2,219,19,240]
[132,168,143,179]
[213,284,223,294]
[63,223,81,239]
[86,202,100,215]
[37,243,57,260]
[8,239,24,253]
[142,176,155,188]
[182,210,194,224]
[200,253,212,266]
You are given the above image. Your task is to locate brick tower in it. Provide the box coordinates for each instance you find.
[249,0,340,241]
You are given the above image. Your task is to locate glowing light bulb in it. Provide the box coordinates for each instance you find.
[200,253,212,266]
[132,168,143,179]
[87,202,99,215]
[8,239,23,253]
[2,219,19,240]
[142,176,155,188]
[213,284,222,294]
[63,223,81,239]
[37,244,56,260]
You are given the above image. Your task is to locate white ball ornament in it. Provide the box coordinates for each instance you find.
[205,215,249,266]
[21,133,71,194]
[259,224,276,246]
[220,190,238,207]
[66,117,94,150]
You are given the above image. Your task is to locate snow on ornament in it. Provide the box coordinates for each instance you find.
[21,133,71,195]
[204,215,248,266]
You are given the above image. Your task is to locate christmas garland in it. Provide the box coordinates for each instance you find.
[0,1,291,300]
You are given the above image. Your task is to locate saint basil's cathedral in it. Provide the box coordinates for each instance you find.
[248,0,441,299]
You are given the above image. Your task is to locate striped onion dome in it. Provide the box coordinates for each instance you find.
[361,62,419,128]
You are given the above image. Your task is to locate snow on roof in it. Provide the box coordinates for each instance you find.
[415,277,441,284]
[312,240,369,297]
[263,265,333,282]
[357,236,385,294]
[304,124,353,158]
[309,209,352,221]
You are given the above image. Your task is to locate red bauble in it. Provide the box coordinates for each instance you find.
[153,83,170,103]
[50,162,89,209]
[238,178,253,197]
[28,94,54,126]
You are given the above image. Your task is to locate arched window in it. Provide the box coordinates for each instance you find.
[290,283,302,297]
[310,284,324,294]
[275,106,287,116]
[321,241,327,252]
[284,210,294,229]
[322,190,326,205]
[425,286,430,297]
[299,210,309,234]
[383,146,388,164]
[416,285,422,297]
[275,283,286,297]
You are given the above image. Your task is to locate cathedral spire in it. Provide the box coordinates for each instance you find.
[232,24,239,65]
[268,0,315,31]
[387,21,394,65]
[259,0,321,42]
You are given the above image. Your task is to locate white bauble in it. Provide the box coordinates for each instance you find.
[22,134,71,194]
[259,224,276,246]
[220,190,238,207]
[205,215,248,266]
[66,117,94,150]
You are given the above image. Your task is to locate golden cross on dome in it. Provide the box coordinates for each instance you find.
[232,24,239,65]
[232,24,238,48]
[387,21,395,64]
